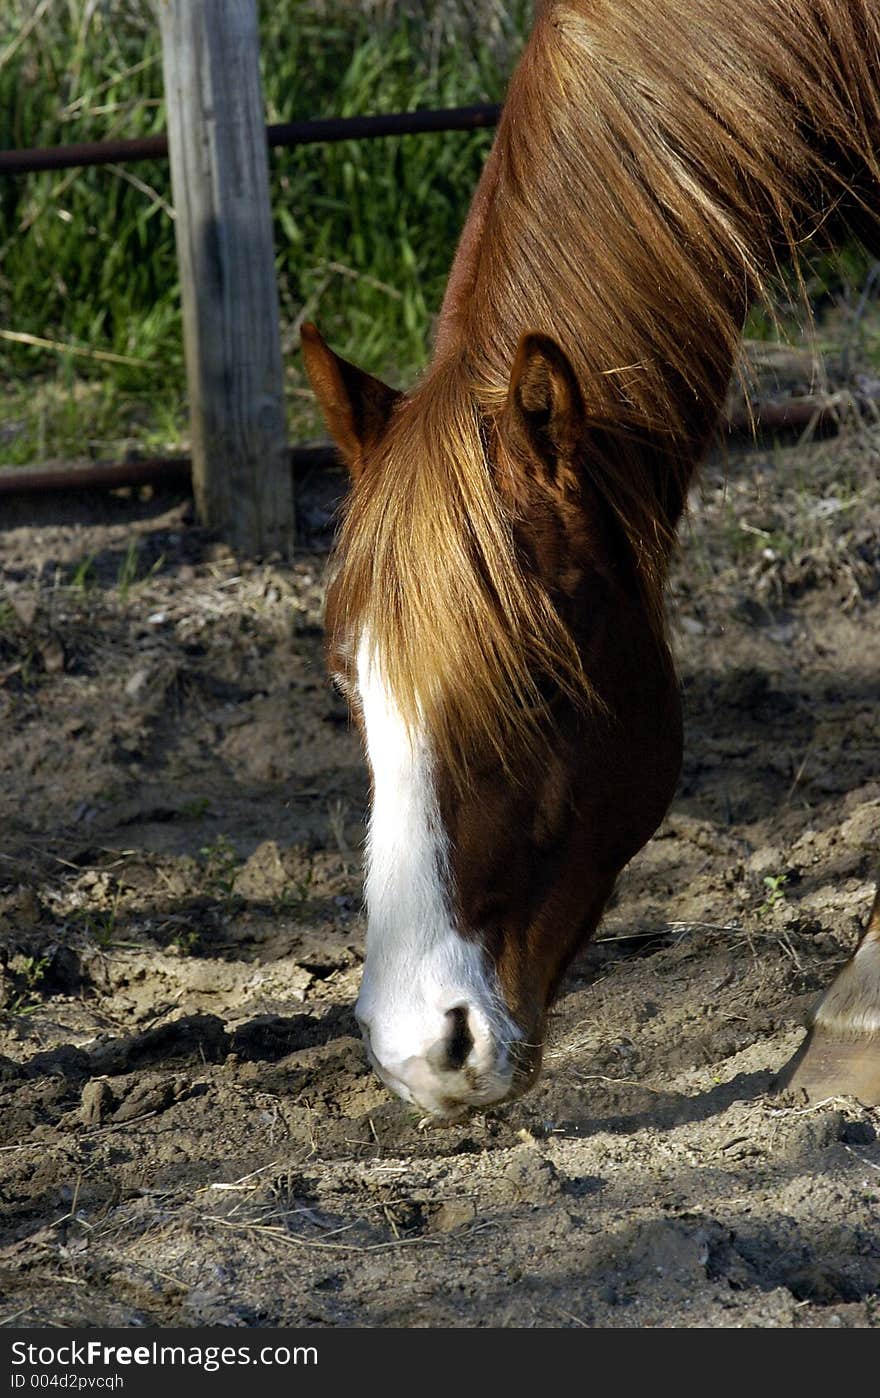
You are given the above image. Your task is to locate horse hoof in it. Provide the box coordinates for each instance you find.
[776,894,880,1105]
[774,1026,880,1106]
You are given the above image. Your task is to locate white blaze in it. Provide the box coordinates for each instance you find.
[354,633,518,1109]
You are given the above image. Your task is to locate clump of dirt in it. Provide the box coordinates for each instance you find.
[0,426,879,1329]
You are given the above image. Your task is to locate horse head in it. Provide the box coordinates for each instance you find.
[303,322,682,1117]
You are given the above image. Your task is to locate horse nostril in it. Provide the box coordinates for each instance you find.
[446,1005,474,1070]
[426,1004,474,1073]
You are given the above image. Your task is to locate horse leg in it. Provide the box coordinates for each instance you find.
[775,887,880,1105]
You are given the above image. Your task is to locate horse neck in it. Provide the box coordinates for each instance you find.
[432,0,880,554]
[434,138,502,363]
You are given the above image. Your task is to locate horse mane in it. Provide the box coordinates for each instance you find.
[333,0,880,780]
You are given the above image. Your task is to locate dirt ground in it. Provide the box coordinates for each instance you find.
[1,387,880,1329]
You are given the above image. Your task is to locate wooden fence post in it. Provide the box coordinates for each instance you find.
[158,0,294,555]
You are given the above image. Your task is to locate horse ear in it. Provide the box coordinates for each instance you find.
[505,333,585,490]
[301,322,400,477]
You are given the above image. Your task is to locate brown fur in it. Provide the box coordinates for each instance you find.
[325,0,880,787]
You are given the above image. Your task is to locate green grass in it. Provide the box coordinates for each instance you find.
[1,1,876,469]
[1,953,49,1017]
[0,0,530,465]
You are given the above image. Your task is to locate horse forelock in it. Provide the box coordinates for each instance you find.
[331,362,595,785]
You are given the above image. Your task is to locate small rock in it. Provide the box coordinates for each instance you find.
[125,668,149,698]
[40,637,65,674]
[233,840,288,901]
[9,592,38,626]
[112,1078,174,1122]
[747,845,787,877]
[80,1079,115,1127]
[783,1109,845,1160]
[499,1145,559,1203]
[430,1199,476,1233]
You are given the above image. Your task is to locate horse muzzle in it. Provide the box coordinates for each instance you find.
[356,998,535,1120]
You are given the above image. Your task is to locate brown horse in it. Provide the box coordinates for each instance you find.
[303,0,880,1119]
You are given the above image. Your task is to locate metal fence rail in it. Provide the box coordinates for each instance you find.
[0,103,502,177]
[0,77,504,515]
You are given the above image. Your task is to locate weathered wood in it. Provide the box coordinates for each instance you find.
[159,0,293,554]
